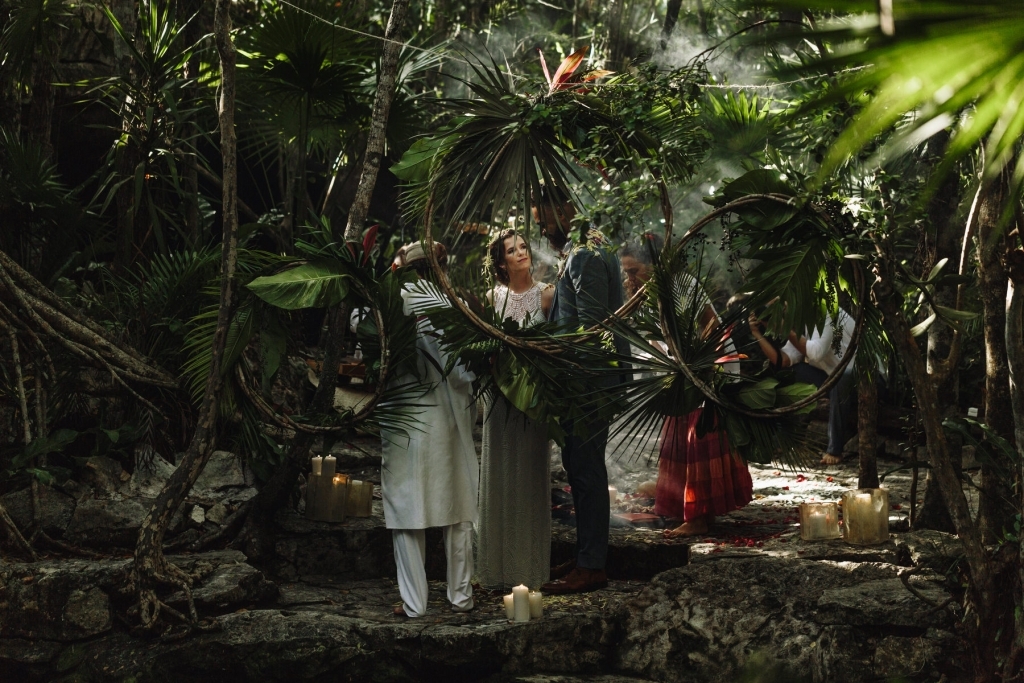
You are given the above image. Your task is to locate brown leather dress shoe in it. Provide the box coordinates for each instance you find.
[549,558,576,581]
[541,567,608,595]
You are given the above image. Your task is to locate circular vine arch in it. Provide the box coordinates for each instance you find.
[422,185,866,419]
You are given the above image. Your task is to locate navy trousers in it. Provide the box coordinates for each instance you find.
[560,419,610,570]
[792,363,857,456]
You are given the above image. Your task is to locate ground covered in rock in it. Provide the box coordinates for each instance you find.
[1,421,970,682]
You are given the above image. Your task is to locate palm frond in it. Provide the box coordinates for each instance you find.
[766,0,1024,196]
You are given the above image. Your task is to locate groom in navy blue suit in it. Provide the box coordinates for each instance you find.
[533,184,629,595]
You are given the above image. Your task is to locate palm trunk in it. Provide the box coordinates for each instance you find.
[132,0,239,627]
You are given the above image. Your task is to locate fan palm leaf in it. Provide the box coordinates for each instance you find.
[767,0,1024,196]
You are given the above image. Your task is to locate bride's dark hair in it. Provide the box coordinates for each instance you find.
[487,228,530,285]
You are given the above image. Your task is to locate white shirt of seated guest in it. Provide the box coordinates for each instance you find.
[780,309,855,375]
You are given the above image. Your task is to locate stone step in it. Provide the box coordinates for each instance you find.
[268,509,689,583]
[2,552,963,683]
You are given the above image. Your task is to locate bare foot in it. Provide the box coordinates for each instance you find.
[820,453,842,466]
[664,519,709,538]
[636,480,658,498]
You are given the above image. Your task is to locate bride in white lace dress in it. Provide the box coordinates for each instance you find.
[477,229,554,590]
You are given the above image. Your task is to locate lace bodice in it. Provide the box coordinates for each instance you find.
[492,282,545,327]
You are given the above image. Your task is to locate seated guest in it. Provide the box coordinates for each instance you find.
[761,309,857,466]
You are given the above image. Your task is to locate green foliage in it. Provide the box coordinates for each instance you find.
[772,0,1024,198]
[247,261,351,309]
[708,169,845,339]
[86,0,208,253]
[0,128,86,280]
[398,50,710,241]
[0,0,73,81]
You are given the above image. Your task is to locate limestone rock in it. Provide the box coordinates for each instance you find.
[613,557,956,683]
[166,555,277,609]
[62,587,112,637]
[0,558,129,641]
[190,505,206,526]
[206,502,228,526]
[194,451,245,492]
[80,455,126,495]
[126,454,177,498]
[893,530,963,573]
[65,496,152,546]
[1,485,76,537]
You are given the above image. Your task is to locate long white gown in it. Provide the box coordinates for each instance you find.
[476,282,552,590]
[380,280,479,530]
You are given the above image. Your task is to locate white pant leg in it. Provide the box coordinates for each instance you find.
[392,528,428,617]
[444,521,474,610]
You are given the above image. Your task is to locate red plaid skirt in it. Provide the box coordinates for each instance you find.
[653,409,753,522]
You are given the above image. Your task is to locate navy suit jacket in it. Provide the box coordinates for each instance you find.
[549,240,631,384]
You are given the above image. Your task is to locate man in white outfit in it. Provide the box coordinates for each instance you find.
[381,241,478,617]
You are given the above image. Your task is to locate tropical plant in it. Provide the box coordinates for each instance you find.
[85,0,209,266]
[772,0,1024,197]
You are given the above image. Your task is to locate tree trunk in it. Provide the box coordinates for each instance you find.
[132,0,239,628]
[1004,251,1024,675]
[343,0,409,242]
[234,0,410,558]
[976,171,1014,543]
[660,0,682,49]
[857,369,879,489]
[873,243,999,681]
[916,132,964,533]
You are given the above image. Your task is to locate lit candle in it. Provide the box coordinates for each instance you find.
[311,455,322,476]
[807,510,827,539]
[503,594,514,620]
[608,486,618,504]
[512,584,530,622]
[326,474,349,523]
[322,455,337,478]
[529,591,543,619]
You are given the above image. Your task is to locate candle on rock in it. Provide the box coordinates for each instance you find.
[311,455,323,476]
[326,474,349,523]
[528,591,543,619]
[798,502,840,541]
[841,488,889,545]
[512,584,530,622]
[608,486,618,504]
[322,455,337,478]
[503,594,514,620]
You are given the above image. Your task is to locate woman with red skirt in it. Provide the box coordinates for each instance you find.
[654,408,753,538]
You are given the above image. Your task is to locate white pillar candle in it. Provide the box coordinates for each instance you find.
[322,455,337,478]
[503,594,515,620]
[512,584,530,622]
[608,486,618,504]
[528,591,543,619]
[311,455,322,476]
